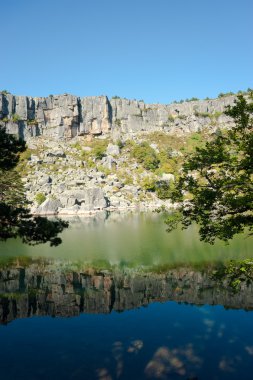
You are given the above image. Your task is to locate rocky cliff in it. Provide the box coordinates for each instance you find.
[0,92,237,140]
[1,91,244,214]
[0,259,252,324]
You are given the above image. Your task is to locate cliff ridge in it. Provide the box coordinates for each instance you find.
[0,92,237,140]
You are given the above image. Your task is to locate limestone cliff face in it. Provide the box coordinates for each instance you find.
[0,92,236,140]
[0,260,253,324]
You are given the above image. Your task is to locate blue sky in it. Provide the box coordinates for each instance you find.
[1,0,252,103]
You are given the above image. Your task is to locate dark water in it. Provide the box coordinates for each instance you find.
[0,212,253,380]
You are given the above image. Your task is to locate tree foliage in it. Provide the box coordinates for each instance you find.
[132,142,160,170]
[0,127,68,246]
[166,94,253,243]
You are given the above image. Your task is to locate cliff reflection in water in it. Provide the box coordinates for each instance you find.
[1,257,253,324]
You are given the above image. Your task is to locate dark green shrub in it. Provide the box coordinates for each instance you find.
[115,119,121,127]
[155,180,174,199]
[218,91,234,98]
[116,140,124,150]
[92,140,107,160]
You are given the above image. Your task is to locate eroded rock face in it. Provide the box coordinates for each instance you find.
[58,187,107,213]
[32,188,107,215]
[35,198,63,215]
[79,96,111,135]
[0,92,237,140]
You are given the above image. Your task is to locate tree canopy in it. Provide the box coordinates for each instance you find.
[0,127,68,246]
[166,94,253,243]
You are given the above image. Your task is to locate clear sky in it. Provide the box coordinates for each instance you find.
[1,0,252,103]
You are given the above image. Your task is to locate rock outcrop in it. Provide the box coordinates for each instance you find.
[22,137,174,215]
[0,92,237,140]
[1,91,245,214]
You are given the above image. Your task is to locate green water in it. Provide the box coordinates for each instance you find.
[0,211,252,267]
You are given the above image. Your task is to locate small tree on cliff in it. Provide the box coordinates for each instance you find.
[0,127,68,246]
[166,94,253,243]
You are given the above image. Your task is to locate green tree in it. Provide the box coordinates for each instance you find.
[166,94,253,243]
[0,127,68,246]
[132,142,160,170]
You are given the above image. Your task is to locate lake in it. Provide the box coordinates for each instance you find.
[0,211,253,380]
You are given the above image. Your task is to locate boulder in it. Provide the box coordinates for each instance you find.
[47,149,66,158]
[82,146,92,152]
[150,143,159,153]
[106,143,120,156]
[35,198,62,215]
[161,173,175,182]
[37,175,52,186]
[102,155,117,170]
[30,155,42,163]
[59,187,107,211]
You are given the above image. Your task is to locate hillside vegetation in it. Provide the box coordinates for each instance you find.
[16,129,212,214]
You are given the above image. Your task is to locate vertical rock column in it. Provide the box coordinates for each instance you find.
[79,96,111,135]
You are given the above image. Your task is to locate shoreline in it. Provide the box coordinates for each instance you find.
[30,202,174,217]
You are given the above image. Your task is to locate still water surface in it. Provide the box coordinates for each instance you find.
[1,211,252,265]
[0,212,253,379]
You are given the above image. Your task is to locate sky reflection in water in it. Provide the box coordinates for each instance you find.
[1,303,253,379]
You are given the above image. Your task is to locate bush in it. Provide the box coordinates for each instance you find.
[115,119,122,127]
[116,139,124,150]
[124,174,133,185]
[27,119,38,126]
[71,142,82,150]
[19,149,32,161]
[140,177,156,192]
[218,91,234,98]
[92,140,107,160]
[35,193,46,205]
[155,180,173,199]
[194,111,210,118]
[157,149,179,175]
[168,114,175,122]
[132,142,160,170]
[11,114,20,122]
